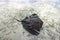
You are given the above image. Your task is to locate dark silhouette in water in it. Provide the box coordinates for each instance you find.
[16,14,43,35]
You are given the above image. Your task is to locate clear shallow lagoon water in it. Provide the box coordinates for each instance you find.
[0,0,60,40]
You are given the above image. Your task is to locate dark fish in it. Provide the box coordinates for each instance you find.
[16,14,43,35]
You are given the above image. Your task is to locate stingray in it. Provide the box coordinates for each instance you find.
[16,14,43,35]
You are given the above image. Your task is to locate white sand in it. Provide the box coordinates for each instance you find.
[0,0,60,40]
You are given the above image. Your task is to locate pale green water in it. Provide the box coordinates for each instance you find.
[0,0,60,40]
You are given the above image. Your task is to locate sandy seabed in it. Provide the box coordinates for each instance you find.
[0,0,60,40]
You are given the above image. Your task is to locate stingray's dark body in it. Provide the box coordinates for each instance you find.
[21,14,43,35]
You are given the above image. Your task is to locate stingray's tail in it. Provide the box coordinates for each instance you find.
[14,18,22,22]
